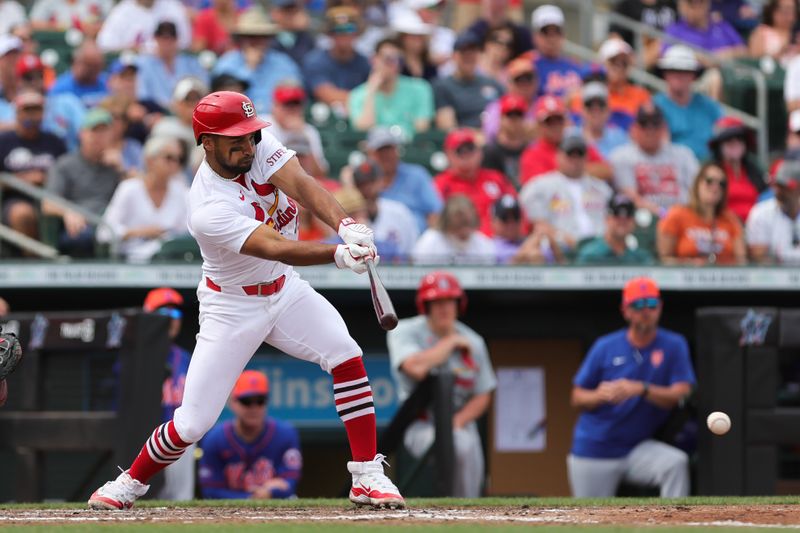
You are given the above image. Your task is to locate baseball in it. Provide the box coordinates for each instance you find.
[706,411,731,435]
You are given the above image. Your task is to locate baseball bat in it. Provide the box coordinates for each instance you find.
[365,258,398,330]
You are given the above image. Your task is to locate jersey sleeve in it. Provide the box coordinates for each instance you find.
[271,424,302,499]
[573,338,607,389]
[472,335,497,396]
[189,202,262,254]
[256,131,296,182]
[667,334,697,385]
[198,429,251,500]
[386,321,425,372]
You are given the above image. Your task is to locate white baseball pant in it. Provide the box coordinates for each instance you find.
[404,419,484,497]
[567,439,690,498]
[173,271,361,443]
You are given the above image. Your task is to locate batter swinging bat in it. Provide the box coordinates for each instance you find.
[365,258,398,330]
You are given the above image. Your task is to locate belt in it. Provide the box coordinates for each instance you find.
[205,275,286,296]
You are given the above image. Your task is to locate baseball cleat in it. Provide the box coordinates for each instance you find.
[88,469,150,510]
[347,453,405,509]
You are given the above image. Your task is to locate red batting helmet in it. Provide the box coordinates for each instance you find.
[192,91,271,145]
[416,271,467,315]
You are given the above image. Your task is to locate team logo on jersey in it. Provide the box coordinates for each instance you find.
[650,349,664,368]
[239,191,245,201]
[242,101,255,118]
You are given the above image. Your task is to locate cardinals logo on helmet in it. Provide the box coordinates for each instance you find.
[242,101,255,118]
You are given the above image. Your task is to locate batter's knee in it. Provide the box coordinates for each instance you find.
[173,408,217,443]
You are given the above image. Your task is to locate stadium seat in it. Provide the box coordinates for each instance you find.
[151,236,202,262]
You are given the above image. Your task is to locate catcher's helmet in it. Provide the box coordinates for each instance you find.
[192,91,270,145]
[416,271,467,315]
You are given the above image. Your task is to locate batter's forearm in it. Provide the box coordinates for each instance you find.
[241,225,337,265]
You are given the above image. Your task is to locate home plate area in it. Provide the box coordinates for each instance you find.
[2,504,800,527]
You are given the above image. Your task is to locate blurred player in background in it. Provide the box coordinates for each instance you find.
[387,271,496,497]
[142,287,195,501]
[568,277,695,498]
[199,370,301,499]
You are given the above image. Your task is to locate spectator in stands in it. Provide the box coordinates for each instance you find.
[141,287,195,500]
[782,28,800,111]
[212,7,300,115]
[482,94,531,190]
[412,194,496,264]
[466,0,532,59]
[98,137,189,263]
[16,53,86,151]
[482,57,537,142]
[611,104,698,218]
[99,96,144,177]
[653,45,722,161]
[270,0,315,67]
[324,0,388,59]
[711,0,760,35]
[137,21,209,111]
[435,128,516,237]
[519,96,612,184]
[199,370,302,500]
[597,37,652,131]
[748,0,798,62]
[351,160,420,261]
[43,108,123,257]
[392,9,438,81]
[97,0,192,52]
[576,193,655,265]
[0,0,25,35]
[530,4,583,98]
[747,160,800,263]
[350,37,434,139]
[576,82,629,159]
[658,162,746,264]
[665,0,746,59]
[0,35,23,126]
[0,91,67,250]
[434,31,504,130]
[49,41,109,109]
[491,194,563,264]
[210,72,248,94]
[568,277,694,498]
[708,117,766,223]
[192,0,240,54]
[519,133,613,253]
[302,6,370,117]
[387,270,496,497]
[478,25,516,82]
[365,126,442,233]
[410,0,456,66]
[609,0,677,68]
[265,81,329,177]
[29,0,109,37]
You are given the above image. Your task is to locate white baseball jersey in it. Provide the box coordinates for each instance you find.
[188,129,298,287]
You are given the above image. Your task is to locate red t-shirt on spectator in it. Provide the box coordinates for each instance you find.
[193,8,236,55]
[723,162,759,222]
[434,168,517,236]
[519,139,605,185]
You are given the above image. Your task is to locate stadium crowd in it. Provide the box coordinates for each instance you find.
[0,0,799,266]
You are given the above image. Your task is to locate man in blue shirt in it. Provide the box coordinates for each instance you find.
[568,277,695,498]
[530,4,583,98]
[653,45,722,161]
[199,370,302,499]
[49,41,109,109]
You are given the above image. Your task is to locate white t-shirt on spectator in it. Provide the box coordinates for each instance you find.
[97,0,191,52]
[0,1,27,34]
[745,197,800,263]
[411,228,495,265]
[30,0,111,30]
[98,176,190,263]
[372,197,419,258]
[785,55,800,105]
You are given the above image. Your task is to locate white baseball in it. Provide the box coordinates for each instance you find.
[706,411,731,435]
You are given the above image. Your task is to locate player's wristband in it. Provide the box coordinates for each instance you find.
[641,382,650,398]
[340,217,355,226]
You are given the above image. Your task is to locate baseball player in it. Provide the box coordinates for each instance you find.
[386,271,496,497]
[568,277,695,498]
[88,91,404,510]
[142,287,195,501]
[199,370,301,499]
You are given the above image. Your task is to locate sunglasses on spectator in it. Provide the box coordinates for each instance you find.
[455,143,478,155]
[281,99,304,107]
[609,57,630,68]
[585,99,607,110]
[22,72,43,82]
[637,118,663,129]
[539,25,562,36]
[543,115,565,126]
[156,307,182,319]
[504,110,525,119]
[566,148,586,158]
[512,73,536,84]
[237,395,267,407]
[703,175,727,188]
[611,207,635,218]
[380,53,401,65]
[628,297,660,310]
[490,37,513,47]
[162,153,182,163]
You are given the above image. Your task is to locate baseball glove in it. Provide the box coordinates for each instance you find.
[0,326,23,380]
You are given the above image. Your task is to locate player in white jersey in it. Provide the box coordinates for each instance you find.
[88,91,405,510]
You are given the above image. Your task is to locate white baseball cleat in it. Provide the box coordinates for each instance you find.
[348,453,405,509]
[87,469,150,510]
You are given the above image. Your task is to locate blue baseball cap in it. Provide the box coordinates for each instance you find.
[109,54,138,75]
[453,31,482,52]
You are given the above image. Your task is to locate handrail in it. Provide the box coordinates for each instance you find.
[0,223,61,259]
[0,173,122,259]
[602,10,770,163]
[562,39,769,164]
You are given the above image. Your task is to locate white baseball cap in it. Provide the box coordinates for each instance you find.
[582,81,608,103]
[0,35,22,58]
[531,5,564,31]
[173,77,209,102]
[598,37,632,62]
[391,8,432,35]
[657,45,701,72]
[404,0,440,10]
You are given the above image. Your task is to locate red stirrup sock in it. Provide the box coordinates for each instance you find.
[128,420,192,483]
[332,357,377,462]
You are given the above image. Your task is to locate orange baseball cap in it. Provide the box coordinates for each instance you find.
[143,287,184,312]
[233,370,269,398]
[622,277,660,306]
